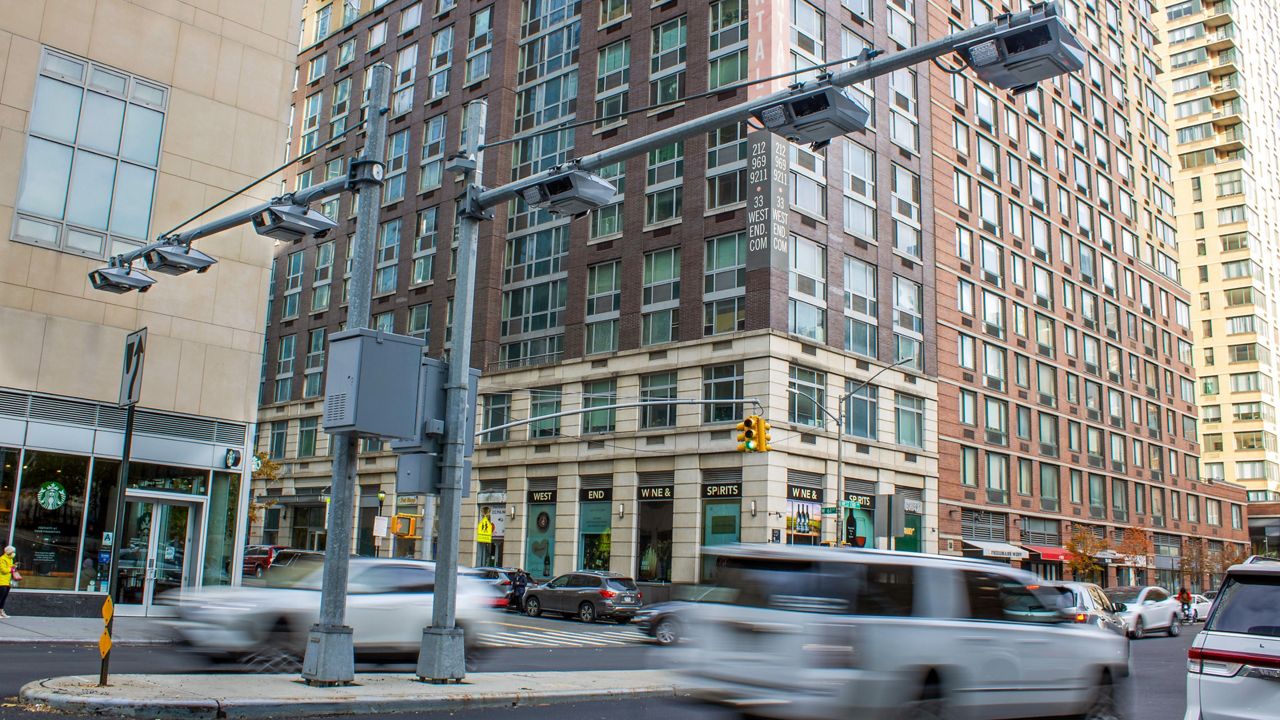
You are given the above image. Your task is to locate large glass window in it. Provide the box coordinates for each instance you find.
[703,363,744,423]
[582,379,617,434]
[789,365,826,427]
[704,232,747,336]
[642,248,681,345]
[789,235,827,341]
[895,393,924,448]
[636,493,673,582]
[15,49,168,258]
[585,261,621,354]
[640,372,677,429]
[12,451,90,590]
[650,16,687,104]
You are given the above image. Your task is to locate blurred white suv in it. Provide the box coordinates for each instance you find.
[677,545,1130,720]
[1186,557,1280,720]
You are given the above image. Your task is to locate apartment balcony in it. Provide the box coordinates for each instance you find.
[1216,123,1248,151]
[1205,0,1235,27]
[1210,50,1240,76]
[1210,74,1244,102]
[1207,25,1236,51]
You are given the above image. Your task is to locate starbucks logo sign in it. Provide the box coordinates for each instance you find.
[37,481,67,510]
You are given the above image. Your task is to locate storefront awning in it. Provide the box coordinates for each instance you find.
[963,540,1029,560]
[1023,544,1070,562]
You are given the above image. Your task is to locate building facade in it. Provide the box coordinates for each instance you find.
[1157,0,1280,510]
[0,0,301,615]
[253,0,943,587]
[931,0,1248,590]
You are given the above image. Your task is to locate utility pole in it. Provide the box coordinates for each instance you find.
[302,62,391,686]
[417,99,487,683]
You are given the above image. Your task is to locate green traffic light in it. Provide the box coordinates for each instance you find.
[745,440,756,451]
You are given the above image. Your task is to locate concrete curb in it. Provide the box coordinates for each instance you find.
[20,673,690,719]
[0,638,173,646]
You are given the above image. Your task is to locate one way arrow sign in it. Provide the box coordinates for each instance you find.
[119,328,147,407]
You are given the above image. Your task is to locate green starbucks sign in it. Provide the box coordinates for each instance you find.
[37,481,67,510]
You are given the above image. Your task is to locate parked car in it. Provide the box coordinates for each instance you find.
[677,545,1130,720]
[1188,593,1212,623]
[523,571,643,623]
[635,585,732,646]
[1105,585,1182,638]
[242,545,287,579]
[1185,556,1280,720]
[1201,589,1219,602]
[165,558,503,671]
[464,566,520,608]
[1057,581,1129,637]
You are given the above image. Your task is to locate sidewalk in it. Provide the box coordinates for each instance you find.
[21,670,692,719]
[0,615,173,645]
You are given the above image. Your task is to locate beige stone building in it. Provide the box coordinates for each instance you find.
[1159,0,1280,505]
[0,0,300,615]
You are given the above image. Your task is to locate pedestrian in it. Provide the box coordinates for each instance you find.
[0,545,18,619]
[511,568,528,612]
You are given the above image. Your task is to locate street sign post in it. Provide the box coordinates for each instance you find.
[101,328,146,686]
[821,507,839,516]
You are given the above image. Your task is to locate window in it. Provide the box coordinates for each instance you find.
[269,421,288,460]
[274,334,295,403]
[412,207,438,285]
[895,393,924,448]
[643,248,681,345]
[789,235,826,342]
[464,7,493,85]
[282,251,303,319]
[308,53,328,84]
[428,25,454,99]
[650,16,687,105]
[789,366,826,428]
[585,261,621,354]
[645,142,684,225]
[392,44,417,116]
[590,162,626,239]
[14,49,168,258]
[791,143,827,218]
[596,40,630,129]
[1040,464,1060,510]
[368,21,387,50]
[482,393,511,442]
[843,140,876,240]
[893,276,923,369]
[408,303,431,342]
[298,417,318,457]
[374,219,400,295]
[329,77,351,137]
[845,382,877,440]
[791,0,825,82]
[303,328,325,398]
[383,129,409,203]
[601,0,630,25]
[888,69,918,153]
[640,372,677,429]
[706,123,748,210]
[314,4,332,42]
[582,379,617,434]
[844,255,878,358]
[529,388,562,439]
[703,363,744,423]
[961,447,978,486]
[986,452,1009,504]
[709,0,747,89]
[420,113,447,191]
[959,388,977,424]
[704,232,747,336]
[891,165,921,258]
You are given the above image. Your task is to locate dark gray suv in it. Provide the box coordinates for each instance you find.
[524,571,642,623]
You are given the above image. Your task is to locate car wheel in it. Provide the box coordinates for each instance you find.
[254,565,264,579]
[1167,616,1180,637]
[898,674,950,720]
[578,602,597,623]
[525,596,542,617]
[1082,671,1123,720]
[654,619,679,646]
[242,618,302,673]
[1130,617,1144,639]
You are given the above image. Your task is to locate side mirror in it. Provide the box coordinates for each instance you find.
[1113,602,1127,613]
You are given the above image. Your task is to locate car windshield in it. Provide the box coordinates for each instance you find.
[606,578,638,591]
[1104,588,1142,603]
[1206,575,1280,637]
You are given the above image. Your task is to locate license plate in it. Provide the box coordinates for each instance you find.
[621,595,634,603]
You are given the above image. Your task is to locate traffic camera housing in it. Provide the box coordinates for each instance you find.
[88,265,157,294]
[252,204,340,242]
[960,3,1085,92]
[142,244,218,276]
[519,168,617,216]
[751,85,870,146]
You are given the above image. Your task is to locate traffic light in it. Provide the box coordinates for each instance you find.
[758,416,772,452]
[737,415,760,452]
[391,513,418,537]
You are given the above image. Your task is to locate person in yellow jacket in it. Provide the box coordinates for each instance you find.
[0,545,17,618]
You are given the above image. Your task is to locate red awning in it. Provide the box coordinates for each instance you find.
[1024,545,1070,562]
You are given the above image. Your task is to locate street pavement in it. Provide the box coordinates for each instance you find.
[478,613,649,648]
[0,622,1197,720]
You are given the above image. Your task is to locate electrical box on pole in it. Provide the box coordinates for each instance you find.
[391,354,480,496]
[322,328,424,438]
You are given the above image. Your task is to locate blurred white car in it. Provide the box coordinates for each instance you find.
[1189,594,1212,623]
[1186,557,1280,720]
[677,545,1130,720]
[164,558,502,670]
[1105,586,1182,638]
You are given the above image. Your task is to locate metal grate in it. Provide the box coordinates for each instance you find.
[580,474,612,489]
[29,396,96,425]
[215,422,247,446]
[844,479,876,495]
[638,471,675,486]
[478,480,507,494]
[527,477,558,492]
[96,405,126,430]
[0,391,29,417]
[897,487,923,501]
[701,468,742,484]
[135,411,217,441]
[787,470,823,487]
[961,509,1008,542]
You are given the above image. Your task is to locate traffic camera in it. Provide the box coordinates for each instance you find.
[519,167,618,216]
[959,2,1085,93]
[252,203,340,242]
[142,243,217,276]
[751,85,870,147]
[88,264,157,294]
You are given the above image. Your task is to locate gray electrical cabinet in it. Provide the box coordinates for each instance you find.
[322,328,425,438]
[391,355,480,496]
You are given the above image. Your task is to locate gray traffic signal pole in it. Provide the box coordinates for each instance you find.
[302,62,392,687]
[417,99,487,683]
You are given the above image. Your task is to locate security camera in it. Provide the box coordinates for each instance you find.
[143,244,218,276]
[89,265,157,294]
[251,204,340,243]
[751,85,870,146]
[961,3,1085,91]
[519,168,617,216]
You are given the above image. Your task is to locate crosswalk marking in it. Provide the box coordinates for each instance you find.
[478,625,649,649]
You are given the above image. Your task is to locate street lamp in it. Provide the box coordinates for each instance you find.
[88,263,157,294]
[518,166,618,216]
[142,243,218,276]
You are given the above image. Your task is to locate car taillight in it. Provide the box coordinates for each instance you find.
[493,596,509,608]
[600,588,617,599]
[638,591,643,600]
[1075,613,1088,623]
[500,580,511,586]
[1185,647,1280,676]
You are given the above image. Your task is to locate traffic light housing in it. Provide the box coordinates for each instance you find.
[758,417,772,452]
[736,415,759,452]
[391,513,418,537]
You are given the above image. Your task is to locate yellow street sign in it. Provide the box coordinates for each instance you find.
[101,597,114,624]
[98,630,112,658]
[477,516,494,545]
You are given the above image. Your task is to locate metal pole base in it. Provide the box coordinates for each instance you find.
[301,624,355,686]
[416,626,466,683]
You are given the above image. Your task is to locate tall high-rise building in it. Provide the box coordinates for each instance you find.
[930,0,1247,589]
[1158,0,1280,514]
[0,0,301,616]
[253,0,1249,591]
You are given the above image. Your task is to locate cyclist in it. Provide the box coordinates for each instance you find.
[1177,586,1193,621]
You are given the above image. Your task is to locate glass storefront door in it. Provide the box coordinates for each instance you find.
[116,496,202,615]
